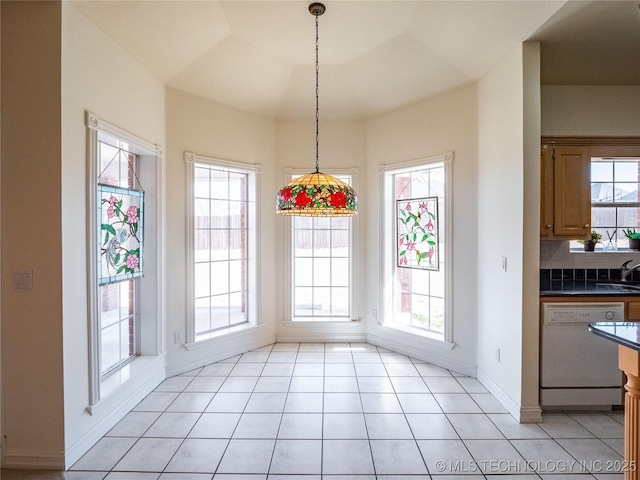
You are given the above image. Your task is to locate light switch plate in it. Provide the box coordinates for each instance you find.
[14,269,33,289]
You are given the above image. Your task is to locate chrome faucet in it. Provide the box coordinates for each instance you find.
[620,260,640,282]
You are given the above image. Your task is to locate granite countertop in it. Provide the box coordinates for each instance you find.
[589,322,640,351]
[541,282,640,297]
[540,268,640,296]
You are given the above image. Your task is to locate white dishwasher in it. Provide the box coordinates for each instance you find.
[540,302,625,408]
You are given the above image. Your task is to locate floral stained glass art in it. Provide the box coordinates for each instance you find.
[98,184,144,285]
[397,197,439,270]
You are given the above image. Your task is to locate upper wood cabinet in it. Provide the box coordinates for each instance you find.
[540,146,554,237]
[540,144,591,239]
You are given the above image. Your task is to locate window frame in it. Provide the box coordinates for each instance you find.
[185,152,262,344]
[379,152,453,343]
[283,167,359,323]
[86,111,163,406]
[581,156,640,251]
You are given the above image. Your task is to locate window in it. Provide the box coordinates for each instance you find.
[87,112,162,403]
[572,156,640,251]
[380,153,452,341]
[96,139,143,376]
[186,153,260,342]
[286,171,357,322]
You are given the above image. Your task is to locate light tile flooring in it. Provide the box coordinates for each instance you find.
[3,343,628,479]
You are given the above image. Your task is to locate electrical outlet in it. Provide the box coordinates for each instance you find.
[174,330,184,344]
[501,257,507,272]
[495,348,501,362]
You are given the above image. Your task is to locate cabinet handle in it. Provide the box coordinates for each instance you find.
[546,225,552,229]
[584,224,590,228]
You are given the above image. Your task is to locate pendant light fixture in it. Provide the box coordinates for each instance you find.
[276,2,358,217]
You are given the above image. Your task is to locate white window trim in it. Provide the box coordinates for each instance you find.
[378,152,454,343]
[184,152,263,346]
[86,111,164,409]
[282,167,360,322]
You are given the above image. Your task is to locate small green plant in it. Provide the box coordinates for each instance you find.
[624,228,640,240]
[578,230,602,244]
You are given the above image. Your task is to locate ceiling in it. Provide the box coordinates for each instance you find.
[71,0,640,120]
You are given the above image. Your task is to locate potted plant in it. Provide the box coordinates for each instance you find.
[624,229,640,251]
[578,230,602,251]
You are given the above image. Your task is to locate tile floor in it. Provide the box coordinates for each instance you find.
[4,342,628,479]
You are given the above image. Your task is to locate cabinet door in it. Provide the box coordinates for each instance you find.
[553,146,591,238]
[540,147,554,237]
[628,302,640,321]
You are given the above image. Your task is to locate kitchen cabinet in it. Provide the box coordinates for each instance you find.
[628,301,640,321]
[540,144,591,239]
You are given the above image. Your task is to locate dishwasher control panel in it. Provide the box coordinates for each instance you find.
[543,302,624,324]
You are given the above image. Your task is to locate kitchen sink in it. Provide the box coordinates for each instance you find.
[595,282,640,292]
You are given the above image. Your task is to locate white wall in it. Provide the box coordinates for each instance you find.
[476,45,532,420]
[365,84,479,374]
[61,2,166,467]
[274,119,369,342]
[164,88,277,375]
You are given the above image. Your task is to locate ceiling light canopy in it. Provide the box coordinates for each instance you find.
[276,2,358,217]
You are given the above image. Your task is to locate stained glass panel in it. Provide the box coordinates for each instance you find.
[396,197,439,270]
[98,184,144,285]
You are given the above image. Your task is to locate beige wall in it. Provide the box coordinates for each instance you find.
[61,1,166,462]
[274,119,369,341]
[164,88,277,373]
[521,42,543,421]
[365,84,480,373]
[0,1,548,468]
[542,85,640,137]
[1,1,65,467]
[476,45,528,418]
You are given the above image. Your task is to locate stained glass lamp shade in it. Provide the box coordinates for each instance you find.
[276,172,357,217]
[276,3,358,217]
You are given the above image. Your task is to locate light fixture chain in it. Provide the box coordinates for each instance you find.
[275,3,357,216]
[315,12,320,174]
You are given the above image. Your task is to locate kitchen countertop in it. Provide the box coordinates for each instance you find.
[541,282,640,297]
[589,322,640,351]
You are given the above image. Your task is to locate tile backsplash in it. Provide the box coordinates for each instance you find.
[540,240,640,269]
[540,240,640,290]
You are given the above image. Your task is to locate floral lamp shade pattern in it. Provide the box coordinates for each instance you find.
[98,184,144,285]
[276,172,357,217]
[397,197,439,270]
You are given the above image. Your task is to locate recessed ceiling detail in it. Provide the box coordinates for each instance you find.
[71,1,639,120]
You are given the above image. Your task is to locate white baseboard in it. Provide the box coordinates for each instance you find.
[276,330,367,344]
[64,355,167,469]
[165,328,275,378]
[367,332,476,377]
[477,367,542,423]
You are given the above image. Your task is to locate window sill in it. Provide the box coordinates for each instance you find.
[380,322,455,350]
[185,323,264,351]
[286,317,358,323]
[570,249,638,254]
[87,353,166,416]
